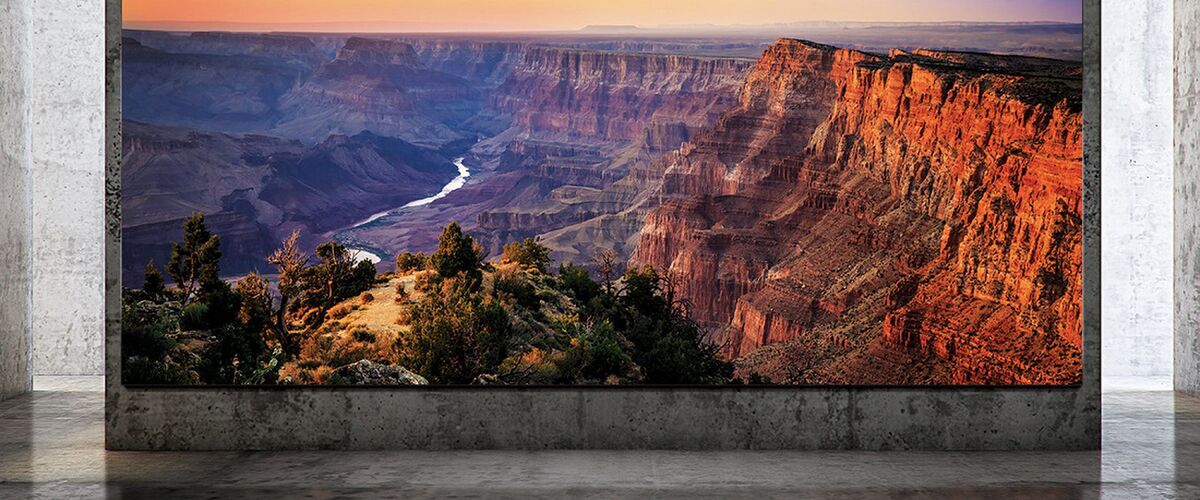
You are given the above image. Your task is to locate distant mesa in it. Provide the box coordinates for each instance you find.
[578,24,645,34]
[336,37,423,67]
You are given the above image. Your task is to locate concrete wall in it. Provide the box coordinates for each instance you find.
[0,0,33,401]
[28,0,106,376]
[1176,0,1200,396]
[103,0,1102,451]
[1103,0,1173,387]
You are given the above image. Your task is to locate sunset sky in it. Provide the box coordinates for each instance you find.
[124,0,1082,33]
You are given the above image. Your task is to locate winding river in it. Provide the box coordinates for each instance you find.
[344,157,471,264]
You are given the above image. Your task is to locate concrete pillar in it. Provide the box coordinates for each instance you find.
[0,0,33,400]
[1102,0,1173,388]
[1177,0,1200,396]
[29,0,106,376]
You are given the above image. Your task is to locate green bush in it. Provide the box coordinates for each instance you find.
[297,242,377,313]
[493,269,540,310]
[121,299,190,384]
[501,238,552,273]
[179,302,210,331]
[123,356,192,385]
[199,324,269,385]
[395,252,429,273]
[557,263,602,305]
[431,222,485,286]
[399,278,512,384]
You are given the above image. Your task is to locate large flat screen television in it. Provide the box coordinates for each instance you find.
[119,0,1083,386]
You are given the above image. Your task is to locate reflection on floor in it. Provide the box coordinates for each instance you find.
[1,377,1198,499]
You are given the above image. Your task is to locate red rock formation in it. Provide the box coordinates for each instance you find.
[632,39,1082,385]
[490,46,754,143]
[446,48,754,258]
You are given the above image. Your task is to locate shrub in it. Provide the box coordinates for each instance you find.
[493,268,540,310]
[199,280,242,329]
[351,328,376,343]
[413,270,438,292]
[395,252,429,273]
[360,292,375,304]
[588,265,732,384]
[123,356,193,385]
[327,303,354,320]
[142,259,166,299]
[179,302,210,331]
[578,322,632,381]
[120,300,193,385]
[501,238,552,273]
[198,323,269,384]
[166,212,222,301]
[398,278,512,384]
[236,273,273,336]
[297,242,377,312]
[431,222,485,285]
[558,263,602,306]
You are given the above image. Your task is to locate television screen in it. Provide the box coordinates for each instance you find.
[120,0,1083,386]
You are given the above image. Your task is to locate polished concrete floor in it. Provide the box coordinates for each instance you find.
[1,377,1198,499]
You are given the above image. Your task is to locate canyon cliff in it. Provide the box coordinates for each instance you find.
[490,46,754,143]
[122,37,307,133]
[631,39,1082,385]
[344,47,755,260]
[401,39,526,88]
[125,30,331,69]
[472,48,754,254]
[121,122,454,283]
[274,37,483,147]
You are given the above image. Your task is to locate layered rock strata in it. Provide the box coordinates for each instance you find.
[632,39,1082,385]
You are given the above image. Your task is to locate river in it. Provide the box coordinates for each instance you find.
[344,156,471,264]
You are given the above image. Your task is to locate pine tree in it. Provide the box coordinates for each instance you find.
[143,258,165,300]
[432,222,483,285]
[166,213,222,302]
[235,272,273,337]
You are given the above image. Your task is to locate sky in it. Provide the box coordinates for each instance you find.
[123,0,1082,33]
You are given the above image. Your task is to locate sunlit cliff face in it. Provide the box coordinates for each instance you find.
[633,40,1082,384]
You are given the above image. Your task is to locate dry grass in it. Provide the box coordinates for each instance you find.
[280,275,426,383]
